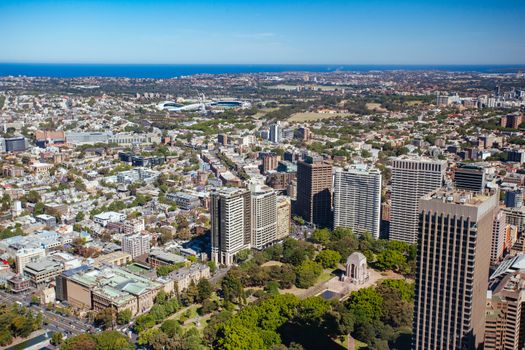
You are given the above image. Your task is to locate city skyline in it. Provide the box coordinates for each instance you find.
[1,0,525,65]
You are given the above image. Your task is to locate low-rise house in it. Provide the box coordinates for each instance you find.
[93,211,125,227]
[7,274,31,293]
[168,263,210,291]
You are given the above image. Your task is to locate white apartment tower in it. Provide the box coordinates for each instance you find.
[250,184,277,250]
[390,157,445,243]
[269,122,282,143]
[333,166,382,238]
[211,188,251,266]
[122,234,151,258]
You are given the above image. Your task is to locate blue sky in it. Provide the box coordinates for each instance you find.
[1,0,524,64]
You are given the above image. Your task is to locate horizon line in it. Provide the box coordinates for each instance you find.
[2,62,525,66]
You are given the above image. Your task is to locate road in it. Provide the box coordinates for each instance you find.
[209,266,231,285]
[0,290,94,337]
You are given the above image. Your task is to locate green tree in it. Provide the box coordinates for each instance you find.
[197,279,213,302]
[95,331,133,350]
[375,250,407,272]
[311,228,330,245]
[24,190,41,204]
[116,309,132,325]
[160,319,181,337]
[346,287,384,324]
[207,260,217,273]
[154,290,168,304]
[295,260,322,288]
[94,308,114,330]
[30,295,41,305]
[315,249,341,269]
[75,212,85,221]
[216,324,266,350]
[235,249,250,263]
[138,328,161,347]
[61,333,97,350]
[133,314,156,333]
[33,202,45,216]
[296,297,331,326]
[222,269,245,304]
[265,280,280,295]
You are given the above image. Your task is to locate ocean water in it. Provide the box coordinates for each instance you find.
[0,63,524,78]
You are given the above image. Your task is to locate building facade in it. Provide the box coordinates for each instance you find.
[250,184,277,250]
[15,247,46,274]
[485,270,525,350]
[210,188,251,265]
[269,123,281,143]
[296,156,332,228]
[122,234,151,258]
[454,163,486,192]
[412,189,499,350]
[492,210,507,264]
[333,166,382,238]
[276,196,291,240]
[390,157,445,243]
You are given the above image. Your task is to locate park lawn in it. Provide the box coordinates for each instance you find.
[365,102,387,112]
[356,340,368,349]
[260,260,283,268]
[179,304,199,320]
[288,112,348,122]
[181,312,213,334]
[334,335,367,349]
[316,269,335,284]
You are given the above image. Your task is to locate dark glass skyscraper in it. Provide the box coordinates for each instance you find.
[295,156,332,228]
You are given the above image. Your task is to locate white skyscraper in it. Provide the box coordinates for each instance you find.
[333,165,382,238]
[389,157,445,243]
[250,184,277,250]
[211,188,251,266]
[269,122,281,143]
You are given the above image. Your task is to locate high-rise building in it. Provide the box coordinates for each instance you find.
[4,136,27,152]
[296,156,332,228]
[492,210,507,264]
[500,113,524,129]
[260,152,279,173]
[269,123,282,143]
[217,133,228,146]
[390,157,445,243]
[503,206,525,234]
[333,166,382,238]
[211,188,251,265]
[485,255,525,350]
[412,189,499,350]
[454,163,486,192]
[294,126,311,141]
[250,184,277,250]
[505,150,525,163]
[505,189,524,208]
[276,196,291,240]
[122,234,151,258]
